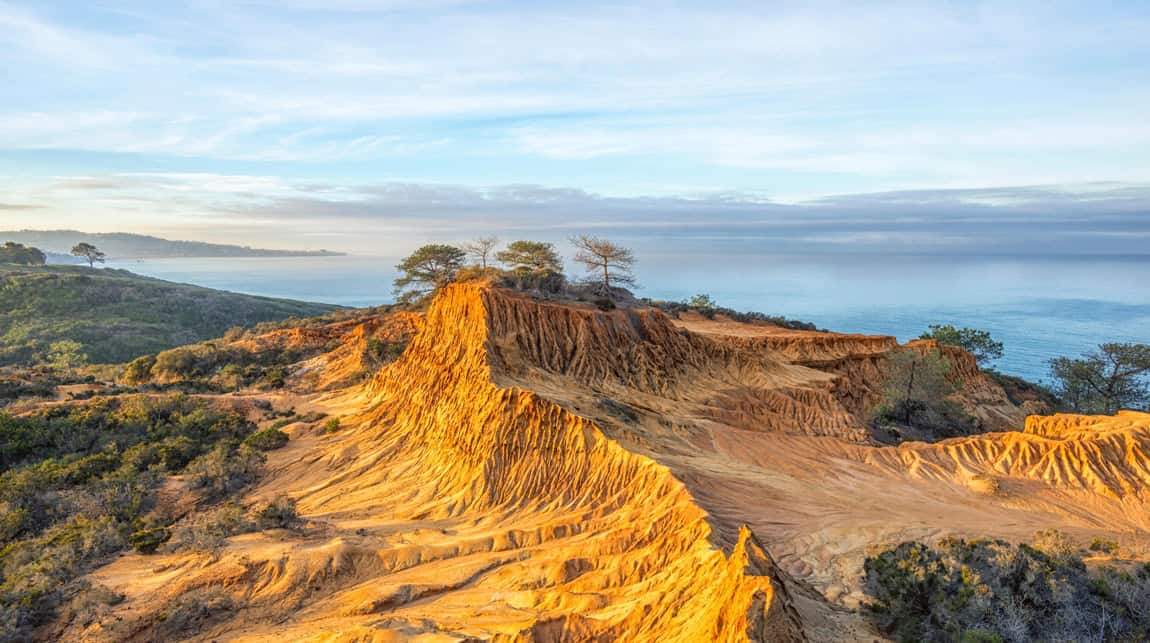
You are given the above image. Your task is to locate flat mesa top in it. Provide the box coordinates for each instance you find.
[671,311,848,339]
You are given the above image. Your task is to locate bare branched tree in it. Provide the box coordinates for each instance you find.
[570,235,636,290]
[460,236,499,269]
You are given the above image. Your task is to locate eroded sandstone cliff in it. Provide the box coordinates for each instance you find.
[63,282,1150,642]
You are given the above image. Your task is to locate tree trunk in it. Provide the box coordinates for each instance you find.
[602,260,609,289]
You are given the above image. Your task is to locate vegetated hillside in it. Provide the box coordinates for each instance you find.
[0,229,343,259]
[0,265,339,365]
[47,280,1150,642]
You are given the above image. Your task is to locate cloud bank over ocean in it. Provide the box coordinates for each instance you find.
[4,174,1146,255]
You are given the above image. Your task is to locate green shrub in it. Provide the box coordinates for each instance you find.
[0,378,54,404]
[323,417,341,433]
[129,526,171,554]
[683,293,717,314]
[498,267,567,295]
[148,587,234,641]
[185,444,265,500]
[169,502,254,552]
[298,410,326,423]
[592,297,615,311]
[365,338,405,364]
[242,427,289,451]
[1089,538,1120,554]
[256,496,298,530]
[0,515,125,638]
[0,394,271,635]
[864,538,1150,642]
[258,365,287,389]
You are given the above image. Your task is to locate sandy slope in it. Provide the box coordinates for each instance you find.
[64,282,1150,642]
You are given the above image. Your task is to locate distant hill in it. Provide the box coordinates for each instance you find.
[0,229,344,259]
[0,265,341,365]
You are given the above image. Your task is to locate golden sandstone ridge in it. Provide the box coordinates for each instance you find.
[68,281,1150,642]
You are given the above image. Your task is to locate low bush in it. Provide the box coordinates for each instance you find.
[873,398,978,439]
[129,526,171,554]
[0,378,54,405]
[864,537,1150,642]
[365,338,405,364]
[1090,538,1120,554]
[592,297,615,311]
[0,395,266,635]
[123,341,306,391]
[242,427,289,451]
[169,502,255,552]
[185,444,265,501]
[147,587,235,641]
[497,267,567,296]
[256,496,298,530]
[0,515,126,638]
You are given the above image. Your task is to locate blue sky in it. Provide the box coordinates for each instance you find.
[1,0,1148,254]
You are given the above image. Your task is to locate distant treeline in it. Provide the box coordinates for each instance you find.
[0,242,46,265]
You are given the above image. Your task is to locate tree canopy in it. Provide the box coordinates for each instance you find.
[570,235,636,290]
[684,293,717,311]
[919,324,1003,365]
[0,242,46,266]
[392,244,467,305]
[1049,343,1150,414]
[71,242,105,267]
[495,240,562,273]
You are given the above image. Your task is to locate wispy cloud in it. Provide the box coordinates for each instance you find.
[1,1,1148,198]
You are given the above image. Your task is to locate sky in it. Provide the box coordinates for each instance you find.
[1,0,1148,255]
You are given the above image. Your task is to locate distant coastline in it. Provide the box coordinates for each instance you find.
[0,229,345,260]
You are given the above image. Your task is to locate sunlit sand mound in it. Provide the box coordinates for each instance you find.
[291,312,422,390]
[73,282,804,642]
[863,410,1150,500]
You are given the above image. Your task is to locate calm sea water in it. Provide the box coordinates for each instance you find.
[103,254,1150,383]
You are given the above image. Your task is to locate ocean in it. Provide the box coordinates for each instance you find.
[102,253,1150,384]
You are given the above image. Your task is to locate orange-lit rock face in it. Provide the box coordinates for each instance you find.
[861,410,1150,501]
[66,283,1150,642]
